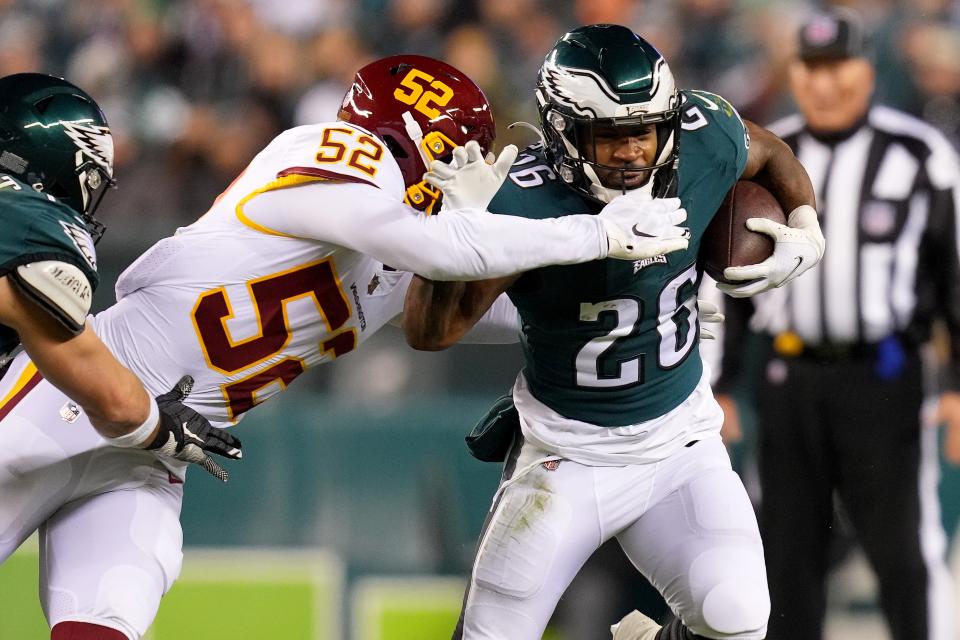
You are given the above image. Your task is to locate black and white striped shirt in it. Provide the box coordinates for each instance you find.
[728,105,960,385]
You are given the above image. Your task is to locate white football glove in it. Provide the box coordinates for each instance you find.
[423,140,519,212]
[697,299,724,341]
[598,192,690,261]
[717,204,825,298]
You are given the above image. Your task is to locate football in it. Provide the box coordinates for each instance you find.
[700,180,787,283]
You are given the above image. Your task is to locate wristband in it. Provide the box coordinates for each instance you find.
[103,397,160,449]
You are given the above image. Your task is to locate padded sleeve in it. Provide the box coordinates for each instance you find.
[11,260,93,334]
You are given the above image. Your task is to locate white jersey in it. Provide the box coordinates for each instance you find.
[95,122,414,425]
[94,120,604,426]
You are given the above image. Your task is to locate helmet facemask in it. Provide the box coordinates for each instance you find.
[397,112,458,215]
[540,102,681,203]
[54,120,115,242]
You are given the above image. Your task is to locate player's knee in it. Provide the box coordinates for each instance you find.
[51,621,130,640]
[695,578,769,639]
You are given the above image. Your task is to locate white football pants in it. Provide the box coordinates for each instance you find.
[460,436,769,639]
[0,354,184,640]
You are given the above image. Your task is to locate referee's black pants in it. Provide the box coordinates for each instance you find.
[756,347,943,640]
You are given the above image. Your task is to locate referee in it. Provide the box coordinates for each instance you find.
[716,9,958,640]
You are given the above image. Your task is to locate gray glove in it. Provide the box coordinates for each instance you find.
[149,376,242,482]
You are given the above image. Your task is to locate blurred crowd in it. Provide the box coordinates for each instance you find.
[5,0,960,228]
[4,0,960,394]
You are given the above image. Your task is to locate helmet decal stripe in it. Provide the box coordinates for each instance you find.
[60,120,114,176]
[650,58,664,103]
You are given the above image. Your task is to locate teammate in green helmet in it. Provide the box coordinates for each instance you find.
[0,73,115,241]
[0,73,240,486]
[403,24,823,640]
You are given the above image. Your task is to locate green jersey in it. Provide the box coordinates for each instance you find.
[490,90,749,426]
[0,174,99,361]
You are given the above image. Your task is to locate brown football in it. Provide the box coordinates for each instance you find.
[700,180,787,284]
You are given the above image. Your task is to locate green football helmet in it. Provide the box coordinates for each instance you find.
[536,24,681,203]
[0,73,115,241]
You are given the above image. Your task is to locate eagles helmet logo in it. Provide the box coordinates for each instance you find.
[540,64,619,118]
[540,58,671,120]
[60,120,115,176]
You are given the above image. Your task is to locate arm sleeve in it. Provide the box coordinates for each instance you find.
[459,293,521,344]
[240,181,608,281]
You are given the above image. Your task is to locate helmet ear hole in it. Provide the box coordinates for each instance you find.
[382,135,408,159]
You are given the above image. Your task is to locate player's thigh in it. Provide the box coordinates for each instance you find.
[40,479,184,640]
[462,457,604,639]
[0,375,83,561]
[617,442,768,640]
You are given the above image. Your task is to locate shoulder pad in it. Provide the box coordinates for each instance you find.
[11,260,92,334]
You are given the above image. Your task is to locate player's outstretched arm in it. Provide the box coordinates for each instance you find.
[240,147,688,281]
[0,276,241,480]
[719,121,824,297]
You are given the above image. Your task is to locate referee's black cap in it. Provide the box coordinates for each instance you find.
[797,9,869,62]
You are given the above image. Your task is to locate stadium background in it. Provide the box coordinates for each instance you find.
[3,0,960,638]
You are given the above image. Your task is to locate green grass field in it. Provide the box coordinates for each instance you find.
[1,546,558,640]
[0,544,344,640]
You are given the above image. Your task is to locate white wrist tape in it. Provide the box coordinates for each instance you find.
[104,397,160,449]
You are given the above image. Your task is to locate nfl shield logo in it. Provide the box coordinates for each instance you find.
[861,201,896,238]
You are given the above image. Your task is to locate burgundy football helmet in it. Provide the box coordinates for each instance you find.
[339,55,496,214]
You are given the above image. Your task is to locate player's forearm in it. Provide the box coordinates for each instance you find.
[22,325,154,437]
[742,121,816,213]
[387,208,608,280]
[403,277,472,350]
[403,276,511,349]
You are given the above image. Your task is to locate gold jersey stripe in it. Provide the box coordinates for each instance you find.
[234,173,331,236]
[0,362,41,420]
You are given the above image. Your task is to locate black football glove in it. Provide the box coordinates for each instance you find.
[147,376,242,482]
